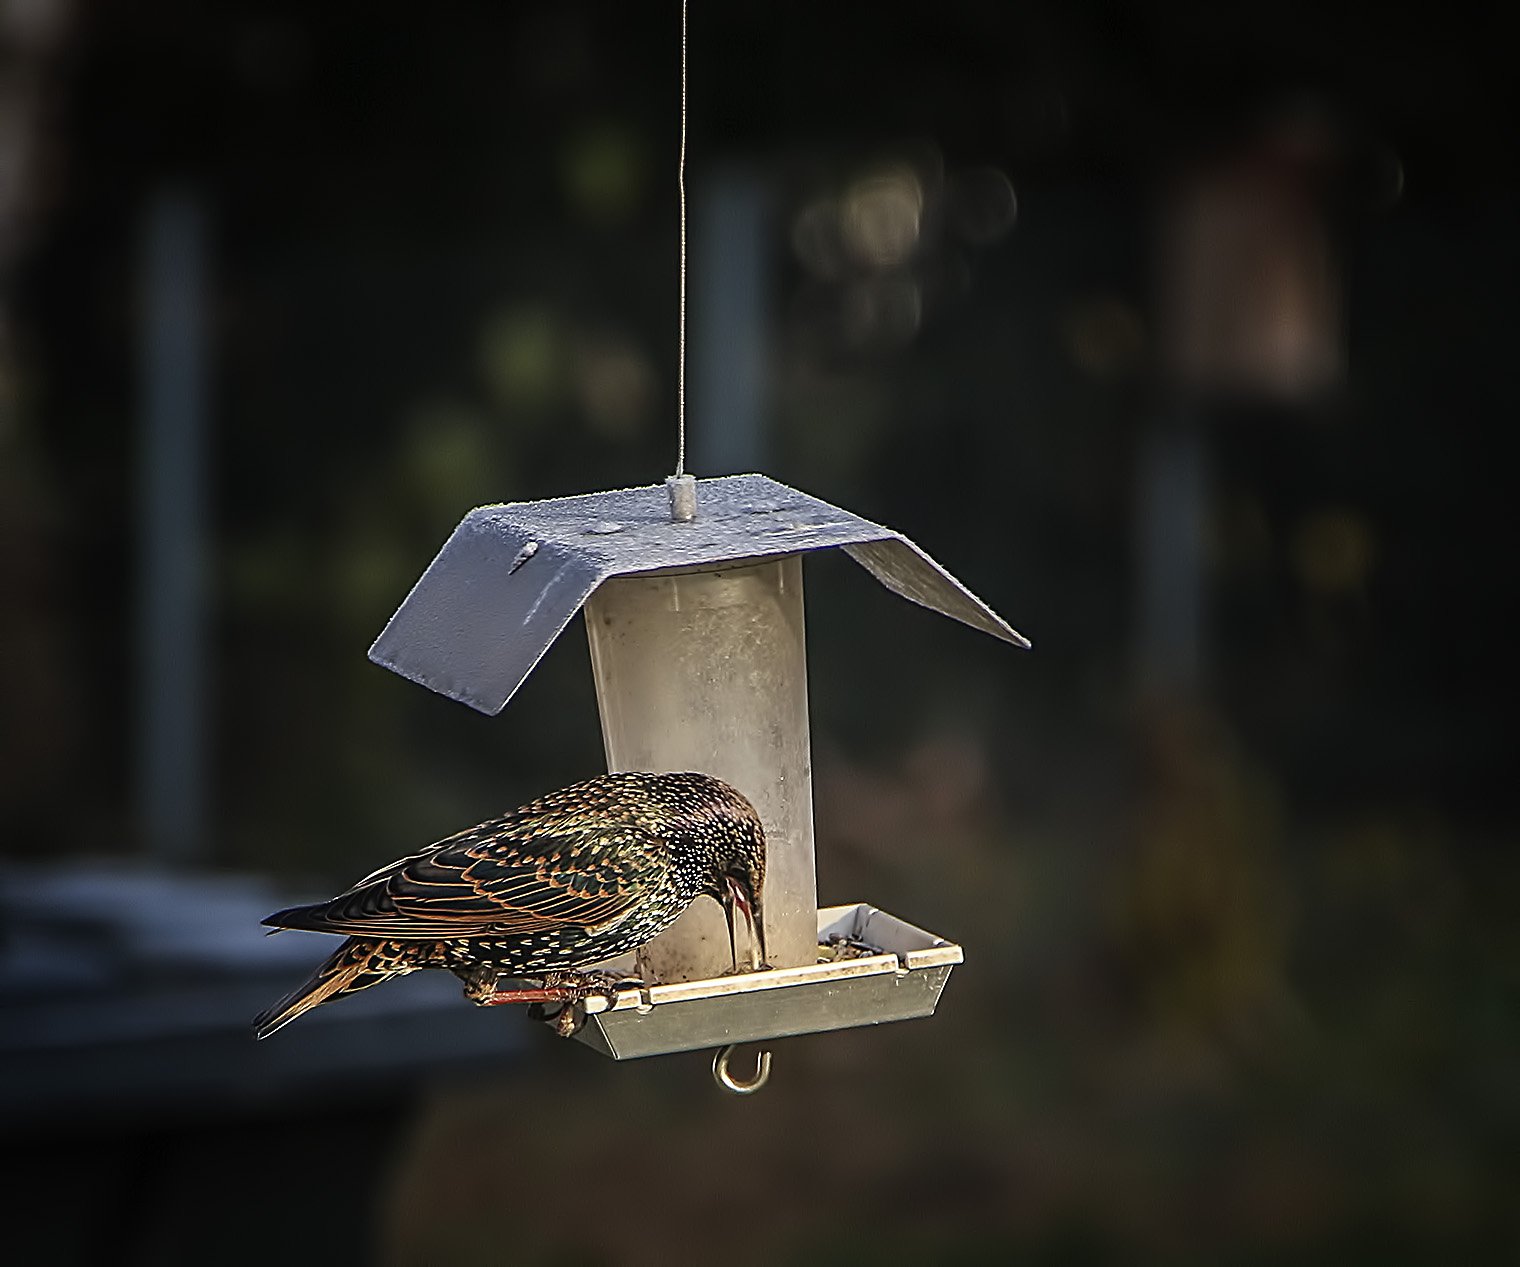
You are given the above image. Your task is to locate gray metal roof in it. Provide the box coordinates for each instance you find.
[369,473,1029,715]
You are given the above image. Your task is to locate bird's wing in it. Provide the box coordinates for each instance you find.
[264,814,672,939]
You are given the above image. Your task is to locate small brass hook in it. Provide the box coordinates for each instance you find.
[712,1043,772,1094]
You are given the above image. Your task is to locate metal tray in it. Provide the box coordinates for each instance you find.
[564,903,963,1059]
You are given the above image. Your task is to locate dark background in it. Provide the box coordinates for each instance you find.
[2,2,1515,1263]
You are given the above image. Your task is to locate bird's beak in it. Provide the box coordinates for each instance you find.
[721,886,739,971]
[723,875,765,972]
[752,889,767,969]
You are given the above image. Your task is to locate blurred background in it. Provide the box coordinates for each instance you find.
[2,1,1515,1262]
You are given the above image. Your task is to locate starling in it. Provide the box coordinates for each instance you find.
[253,771,767,1039]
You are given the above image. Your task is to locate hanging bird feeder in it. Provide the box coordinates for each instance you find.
[368,471,1027,1076]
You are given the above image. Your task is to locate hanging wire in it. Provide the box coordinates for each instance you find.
[674,0,689,478]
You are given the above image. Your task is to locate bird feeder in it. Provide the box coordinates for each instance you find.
[369,472,1026,1070]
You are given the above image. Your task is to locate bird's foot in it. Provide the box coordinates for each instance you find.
[544,969,645,1007]
[525,1001,586,1038]
[525,972,644,1039]
[458,964,505,1004]
[474,970,644,1039]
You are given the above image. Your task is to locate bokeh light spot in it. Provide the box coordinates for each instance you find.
[477,307,564,414]
[841,164,923,269]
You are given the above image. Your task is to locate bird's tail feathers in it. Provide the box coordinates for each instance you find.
[253,937,384,1039]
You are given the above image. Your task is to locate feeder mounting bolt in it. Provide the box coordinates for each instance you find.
[667,473,697,522]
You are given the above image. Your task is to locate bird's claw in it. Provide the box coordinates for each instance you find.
[525,1001,586,1037]
[519,971,644,1038]
[459,965,505,1004]
[577,970,644,1008]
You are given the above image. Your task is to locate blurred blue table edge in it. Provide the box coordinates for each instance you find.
[0,861,531,1131]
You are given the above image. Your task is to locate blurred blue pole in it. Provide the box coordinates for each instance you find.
[1136,421,1205,694]
[692,167,769,475]
[137,190,209,864]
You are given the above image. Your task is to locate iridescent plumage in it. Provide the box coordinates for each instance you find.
[253,772,766,1038]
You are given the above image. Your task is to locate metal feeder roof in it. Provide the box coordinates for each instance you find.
[369,473,1028,713]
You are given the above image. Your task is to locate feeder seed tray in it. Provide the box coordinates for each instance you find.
[569,904,963,1060]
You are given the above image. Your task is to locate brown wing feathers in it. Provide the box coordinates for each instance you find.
[261,819,669,940]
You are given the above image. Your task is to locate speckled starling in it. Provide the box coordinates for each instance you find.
[252,771,767,1039]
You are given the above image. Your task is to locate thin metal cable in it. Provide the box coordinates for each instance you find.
[675,0,688,477]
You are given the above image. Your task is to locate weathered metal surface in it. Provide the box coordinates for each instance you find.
[586,558,818,979]
[566,903,963,1060]
[369,473,1027,715]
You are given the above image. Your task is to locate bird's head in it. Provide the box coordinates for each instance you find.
[718,824,767,972]
[640,772,769,971]
[681,773,768,972]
